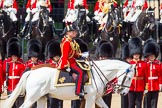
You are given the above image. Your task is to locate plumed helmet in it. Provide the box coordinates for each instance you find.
[128,37,142,58]
[27,39,42,58]
[74,38,88,53]
[143,40,159,58]
[7,41,22,57]
[121,43,129,60]
[99,42,114,58]
[61,23,79,36]
[45,40,61,58]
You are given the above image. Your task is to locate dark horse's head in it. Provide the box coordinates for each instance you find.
[29,6,55,60]
[132,7,156,41]
[0,9,17,59]
[73,5,90,42]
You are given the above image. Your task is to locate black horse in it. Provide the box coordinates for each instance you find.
[95,10,121,57]
[121,8,156,44]
[73,5,90,43]
[0,9,18,59]
[23,6,57,60]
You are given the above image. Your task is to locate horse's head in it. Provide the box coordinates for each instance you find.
[137,9,155,33]
[39,6,49,26]
[77,7,87,26]
[115,64,136,95]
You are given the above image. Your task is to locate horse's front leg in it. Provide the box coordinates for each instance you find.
[84,96,96,108]
[37,96,47,108]
[95,97,108,108]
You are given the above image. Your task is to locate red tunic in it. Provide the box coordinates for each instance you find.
[0,0,18,11]
[45,59,57,67]
[57,36,80,69]
[26,0,52,12]
[123,0,128,8]
[129,60,147,92]
[25,59,44,68]
[94,1,103,13]
[145,60,162,91]
[2,58,25,92]
[0,60,3,93]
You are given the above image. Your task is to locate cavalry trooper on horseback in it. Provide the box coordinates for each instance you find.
[93,0,118,31]
[63,0,90,26]
[57,23,87,100]
[0,0,18,36]
[124,0,148,22]
[21,0,53,37]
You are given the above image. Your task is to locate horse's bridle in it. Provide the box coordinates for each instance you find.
[89,58,133,94]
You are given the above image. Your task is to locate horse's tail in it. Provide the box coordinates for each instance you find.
[4,71,31,108]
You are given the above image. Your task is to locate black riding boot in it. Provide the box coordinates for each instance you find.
[49,21,59,40]
[12,21,18,36]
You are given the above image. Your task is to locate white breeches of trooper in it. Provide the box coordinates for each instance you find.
[160,10,162,23]
[124,8,135,22]
[25,10,52,23]
[93,11,104,24]
[99,14,108,26]
[130,9,142,22]
[3,8,17,22]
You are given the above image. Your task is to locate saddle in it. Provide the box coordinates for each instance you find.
[55,60,91,87]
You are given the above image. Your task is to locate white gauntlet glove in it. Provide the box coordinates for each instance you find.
[66,67,71,72]
[26,8,31,13]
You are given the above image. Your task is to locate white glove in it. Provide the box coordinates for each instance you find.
[144,90,148,94]
[66,67,71,72]
[32,8,39,14]
[159,84,162,92]
[26,8,31,13]
[82,52,89,58]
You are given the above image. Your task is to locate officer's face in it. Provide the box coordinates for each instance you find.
[148,55,155,61]
[67,30,78,38]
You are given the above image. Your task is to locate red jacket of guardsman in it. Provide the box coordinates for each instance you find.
[57,36,80,69]
[0,60,3,93]
[26,0,52,12]
[0,0,18,11]
[129,60,147,92]
[25,59,44,69]
[145,60,162,91]
[2,57,25,92]
[45,59,57,67]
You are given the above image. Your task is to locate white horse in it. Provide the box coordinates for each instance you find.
[4,59,135,108]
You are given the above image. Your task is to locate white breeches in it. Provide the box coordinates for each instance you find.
[99,14,108,25]
[25,11,52,22]
[9,11,17,22]
[129,10,142,22]
[124,8,135,22]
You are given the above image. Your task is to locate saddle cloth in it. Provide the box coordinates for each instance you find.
[55,60,91,87]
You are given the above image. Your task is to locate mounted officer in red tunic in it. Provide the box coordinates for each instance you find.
[57,23,86,100]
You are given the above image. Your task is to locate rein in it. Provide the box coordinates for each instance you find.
[36,10,48,37]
